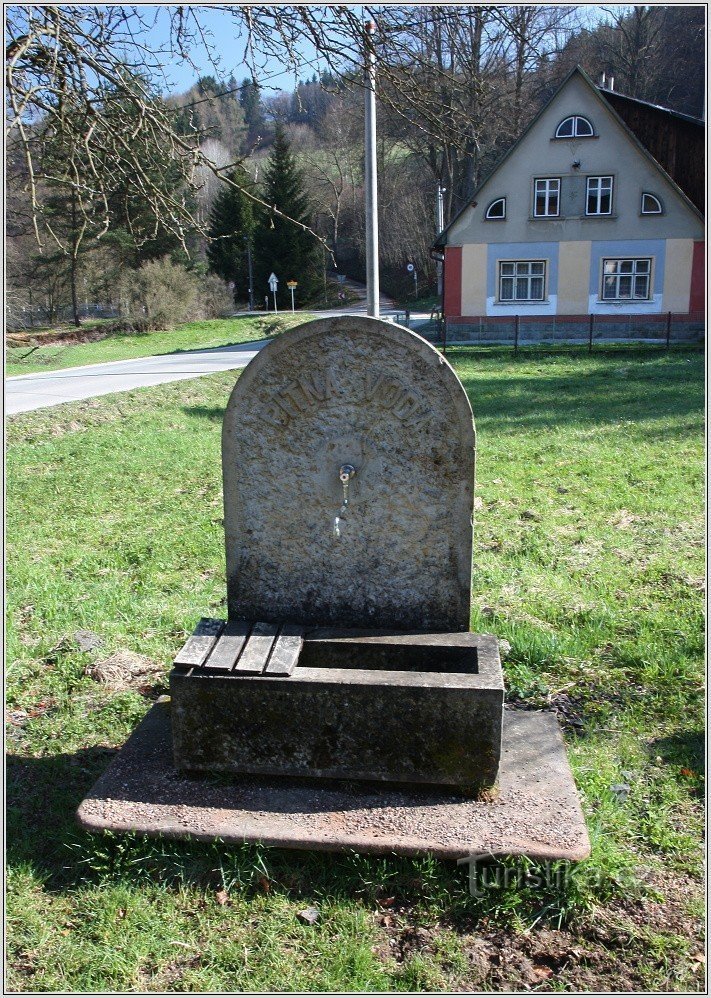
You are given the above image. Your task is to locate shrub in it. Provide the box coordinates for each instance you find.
[118,257,200,331]
[200,272,234,319]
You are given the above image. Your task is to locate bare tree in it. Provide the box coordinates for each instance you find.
[370,5,578,218]
[5,5,335,255]
[548,6,704,116]
[194,138,233,226]
[599,5,666,101]
[6,7,205,250]
[300,93,364,269]
[6,4,581,242]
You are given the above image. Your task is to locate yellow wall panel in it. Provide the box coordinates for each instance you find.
[461,243,487,315]
[557,241,590,314]
[663,239,693,312]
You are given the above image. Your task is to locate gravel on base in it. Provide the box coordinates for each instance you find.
[76,702,590,861]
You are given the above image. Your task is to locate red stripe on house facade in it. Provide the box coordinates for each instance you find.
[443,247,462,317]
[690,241,705,314]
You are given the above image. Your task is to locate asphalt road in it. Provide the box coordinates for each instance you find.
[6,339,269,416]
[6,297,429,416]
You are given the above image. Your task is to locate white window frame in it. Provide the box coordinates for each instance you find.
[586,176,613,216]
[641,192,663,214]
[601,258,652,301]
[555,115,594,138]
[533,177,560,217]
[498,260,547,303]
[485,197,506,219]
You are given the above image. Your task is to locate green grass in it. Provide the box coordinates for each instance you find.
[6,345,704,991]
[5,315,309,377]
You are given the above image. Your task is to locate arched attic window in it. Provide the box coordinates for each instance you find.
[485,197,506,219]
[641,192,663,214]
[555,115,594,138]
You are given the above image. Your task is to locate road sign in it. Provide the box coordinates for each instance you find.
[268,273,278,313]
[286,280,298,312]
[406,262,414,272]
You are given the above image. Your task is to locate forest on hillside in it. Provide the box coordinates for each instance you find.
[6,5,705,326]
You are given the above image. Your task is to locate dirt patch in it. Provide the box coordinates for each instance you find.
[137,950,203,991]
[372,868,705,991]
[7,322,126,347]
[505,691,586,735]
[86,650,165,692]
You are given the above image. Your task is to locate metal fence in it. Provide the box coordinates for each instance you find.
[414,311,704,351]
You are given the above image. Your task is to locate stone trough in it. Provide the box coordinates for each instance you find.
[78,316,589,860]
[170,624,503,792]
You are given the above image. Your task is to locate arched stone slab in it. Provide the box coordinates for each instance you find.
[222,316,475,631]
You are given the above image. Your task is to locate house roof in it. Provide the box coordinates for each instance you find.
[598,87,704,128]
[598,87,704,212]
[434,66,704,248]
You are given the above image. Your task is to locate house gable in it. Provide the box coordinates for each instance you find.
[444,69,703,248]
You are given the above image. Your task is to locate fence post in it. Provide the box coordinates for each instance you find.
[442,315,447,356]
[666,310,672,349]
[514,314,519,355]
[588,313,594,353]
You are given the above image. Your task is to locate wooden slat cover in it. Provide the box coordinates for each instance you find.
[233,621,278,674]
[203,620,252,672]
[264,624,304,676]
[174,618,224,667]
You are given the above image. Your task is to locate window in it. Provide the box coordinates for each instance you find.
[533,178,560,217]
[499,260,546,302]
[555,115,594,138]
[485,197,506,219]
[586,176,613,215]
[641,192,663,214]
[602,258,651,300]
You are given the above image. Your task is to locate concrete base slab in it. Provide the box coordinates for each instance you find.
[76,703,590,861]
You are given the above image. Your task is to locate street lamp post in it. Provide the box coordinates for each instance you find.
[436,185,446,297]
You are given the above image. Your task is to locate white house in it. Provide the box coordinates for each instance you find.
[434,67,704,339]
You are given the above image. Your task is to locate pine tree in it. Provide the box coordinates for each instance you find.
[254,125,321,308]
[206,169,255,304]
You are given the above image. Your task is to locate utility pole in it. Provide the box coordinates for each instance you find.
[436,184,446,297]
[244,236,254,311]
[364,20,380,318]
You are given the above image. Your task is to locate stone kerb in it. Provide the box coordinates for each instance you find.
[222,316,476,631]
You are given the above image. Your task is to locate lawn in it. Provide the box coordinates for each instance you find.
[5,314,308,377]
[6,345,704,991]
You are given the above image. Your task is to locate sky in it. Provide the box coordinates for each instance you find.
[146,4,333,96]
[143,3,610,98]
